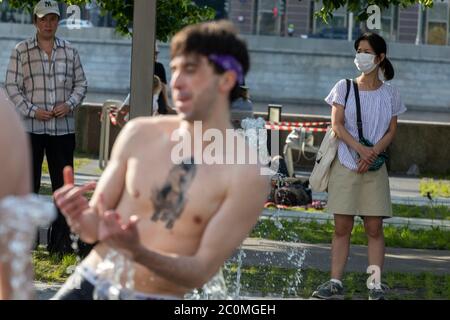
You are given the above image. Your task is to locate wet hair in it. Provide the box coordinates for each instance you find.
[354,32,394,80]
[171,20,250,103]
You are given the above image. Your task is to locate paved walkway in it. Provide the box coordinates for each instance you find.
[236,238,450,275]
[34,282,61,300]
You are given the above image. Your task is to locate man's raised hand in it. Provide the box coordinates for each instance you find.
[54,166,96,232]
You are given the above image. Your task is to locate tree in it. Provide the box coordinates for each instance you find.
[2,0,215,41]
[317,0,438,23]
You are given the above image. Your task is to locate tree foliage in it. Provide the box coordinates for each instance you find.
[3,0,215,41]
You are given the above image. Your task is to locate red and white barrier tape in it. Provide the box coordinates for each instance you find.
[265,124,328,132]
[104,114,330,130]
[266,121,330,127]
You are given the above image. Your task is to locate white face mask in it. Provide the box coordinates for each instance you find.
[354,53,377,74]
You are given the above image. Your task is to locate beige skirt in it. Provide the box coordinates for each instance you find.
[327,158,392,217]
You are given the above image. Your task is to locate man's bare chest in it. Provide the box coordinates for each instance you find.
[124,153,228,229]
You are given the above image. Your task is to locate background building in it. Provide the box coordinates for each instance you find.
[228,0,450,46]
[0,0,449,114]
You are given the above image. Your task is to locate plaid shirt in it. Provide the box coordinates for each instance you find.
[5,35,87,135]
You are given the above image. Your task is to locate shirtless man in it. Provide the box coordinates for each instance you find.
[0,89,32,299]
[52,21,270,300]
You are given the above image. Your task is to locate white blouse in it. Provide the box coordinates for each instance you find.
[325,79,407,171]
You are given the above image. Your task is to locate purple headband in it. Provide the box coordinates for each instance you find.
[208,54,244,85]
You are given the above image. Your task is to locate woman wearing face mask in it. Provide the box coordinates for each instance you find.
[312,33,406,300]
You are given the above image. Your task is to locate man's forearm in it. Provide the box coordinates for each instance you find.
[66,86,87,111]
[67,52,88,110]
[133,246,211,289]
[4,84,37,118]
[5,51,37,118]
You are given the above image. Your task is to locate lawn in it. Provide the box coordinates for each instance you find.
[393,203,450,220]
[251,218,450,250]
[32,248,450,300]
[222,264,450,300]
[32,247,78,283]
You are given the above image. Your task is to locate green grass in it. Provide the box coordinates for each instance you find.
[32,247,78,283]
[420,179,450,198]
[392,204,450,220]
[32,247,450,300]
[223,265,450,300]
[267,204,450,220]
[251,219,450,250]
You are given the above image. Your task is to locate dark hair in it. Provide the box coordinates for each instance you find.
[354,32,394,80]
[238,86,250,100]
[171,20,250,102]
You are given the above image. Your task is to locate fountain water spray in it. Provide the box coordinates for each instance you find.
[0,195,56,299]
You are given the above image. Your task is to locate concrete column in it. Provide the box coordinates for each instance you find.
[348,12,354,41]
[129,0,156,119]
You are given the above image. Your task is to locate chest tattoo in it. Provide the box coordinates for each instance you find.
[150,158,196,229]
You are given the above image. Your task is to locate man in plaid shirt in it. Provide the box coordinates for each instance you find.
[5,0,87,254]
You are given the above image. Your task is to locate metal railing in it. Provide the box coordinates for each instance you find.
[99,100,122,170]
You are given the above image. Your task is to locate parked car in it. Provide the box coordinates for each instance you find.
[58,19,94,29]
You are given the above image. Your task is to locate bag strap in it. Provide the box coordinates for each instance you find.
[344,79,351,107]
[352,79,363,140]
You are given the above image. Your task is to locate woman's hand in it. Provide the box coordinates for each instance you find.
[357,145,378,165]
[357,159,370,174]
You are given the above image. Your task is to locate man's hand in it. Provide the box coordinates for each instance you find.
[53,103,71,118]
[53,166,96,233]
[116,104,130,128]
[35,109,54,121]
[97,193,142,258]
